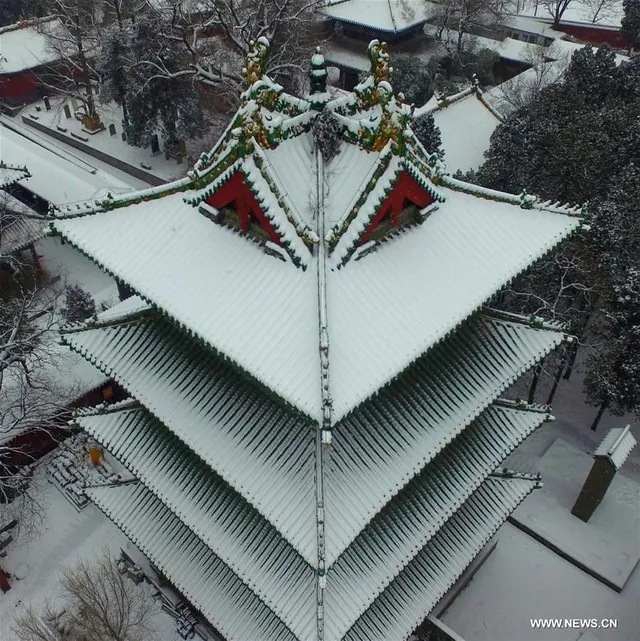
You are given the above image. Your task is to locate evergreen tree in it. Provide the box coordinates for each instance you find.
[466,46,640,409]
[590,163,640,280]
[61,284,96,324]
[116,14,204,150]
[621,0,640,53]
[584,270,640,429]
[391,56,434,108]
[473,46,640,204]
[411,113,444,159]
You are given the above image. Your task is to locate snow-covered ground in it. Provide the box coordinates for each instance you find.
[441,523,640,641]
[21,96,189,183]
[0,463,184,641]
[441,346,640,641]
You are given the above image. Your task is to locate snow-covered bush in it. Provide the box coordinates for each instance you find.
[61,284,96,324]
[313,109,342,162]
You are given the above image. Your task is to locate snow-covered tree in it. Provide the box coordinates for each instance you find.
[38,0,102,123]
[115,12,204,149]
[412,113,444,159]
[313,109,342,162]
[584,271,640,430]
[13,551,159,641]
[60,283,96,324]
[540,0,575,27]
[391,55,435,108]
[427,0,510,53]
[472,46,640,204]
[621,0,640,53]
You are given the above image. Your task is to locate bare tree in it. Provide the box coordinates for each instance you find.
[130,0,325,106]
[37,0,103,126]
[13,551,159,641]
[491,44,569,114]
[583,0,620,23]
[540,0,575,27]
[0,192,76,542]
[427,0,511,54]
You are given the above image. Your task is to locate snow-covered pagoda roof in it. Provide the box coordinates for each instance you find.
[52,38,584,426]
[324,0,432,34]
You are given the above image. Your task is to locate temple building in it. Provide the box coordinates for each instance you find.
[53,39,584,641]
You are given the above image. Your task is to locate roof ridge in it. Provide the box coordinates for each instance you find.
[481,307,569,333]
[0,14,57,35]
[439,175,587,218]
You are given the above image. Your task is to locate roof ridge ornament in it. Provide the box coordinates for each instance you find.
[368,39,392,85]
[309,46,328,95]
[244,37,271,87]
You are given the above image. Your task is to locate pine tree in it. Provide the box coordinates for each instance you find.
[584,270,640,430]
[61,284,96,324]
[621,0,640,53]
[411,113,444,159]
[118,14,204,150]
[391,56,434,108]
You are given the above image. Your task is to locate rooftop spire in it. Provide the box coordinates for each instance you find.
[309,47,328,94]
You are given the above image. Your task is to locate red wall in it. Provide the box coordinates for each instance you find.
[557,24,632,49]
[0,72,38,102]
[205,171,282,244]
[360,172,434,244]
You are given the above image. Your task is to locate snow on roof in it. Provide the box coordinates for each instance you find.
[0,124,133,205]
[547,38,629,66]
[63,316,319,565]
[0,192,47,254]
[0,163,30,188]
[326,187,578,421]
[324,315,565,564]
[87,482,297,641]
[424,25,545,64]
[593,425,637,469]
[503,14,566,39]
[63,309,560,571]
[53,181,580,424]
[325,403,549,639]
[0,17,62,74]
[517,0,624,29]
[430,92,501,173]
[483,59,569,117]
[325,0,431,33]
[95,295,152,324]
[344,475,538,641]
[75,405,316,639]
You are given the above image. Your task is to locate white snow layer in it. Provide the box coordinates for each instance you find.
[53,185,579,423]
[432,94,501,173]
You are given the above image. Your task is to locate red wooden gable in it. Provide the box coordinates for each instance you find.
[359,171,435,245]
[204,171,282,245]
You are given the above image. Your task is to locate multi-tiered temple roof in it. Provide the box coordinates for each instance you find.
[53,39,584,641]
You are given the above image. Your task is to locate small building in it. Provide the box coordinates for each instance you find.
[324,0,442,89]
[414,84,503,174]
[52,39,585,641]
[0,17,62,111]
[515,0,636,49]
